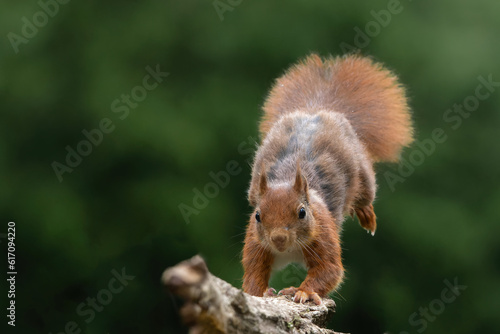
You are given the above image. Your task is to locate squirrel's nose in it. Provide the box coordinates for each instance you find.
[271,234,288,251]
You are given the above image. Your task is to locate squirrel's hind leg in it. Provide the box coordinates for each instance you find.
[355,204,377,236]
[353,158,377,235]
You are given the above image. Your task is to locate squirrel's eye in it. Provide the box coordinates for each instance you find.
[255,211,261,223]
[298,207,306,219]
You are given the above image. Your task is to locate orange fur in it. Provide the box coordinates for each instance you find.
[242,54,413,304]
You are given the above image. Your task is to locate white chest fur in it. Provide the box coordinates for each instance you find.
[272,248,306,271]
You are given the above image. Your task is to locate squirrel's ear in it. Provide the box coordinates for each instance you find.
[293,165,308,198]
[259,171,268,196]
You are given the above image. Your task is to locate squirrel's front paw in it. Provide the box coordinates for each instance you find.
[293,290,322,305]
[263,287,277,297]
[279,287,321,305]
[278,286,298,296]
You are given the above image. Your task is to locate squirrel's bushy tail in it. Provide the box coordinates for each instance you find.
[261,54,413,162]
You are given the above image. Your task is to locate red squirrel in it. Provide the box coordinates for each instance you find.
[242,54,413,305]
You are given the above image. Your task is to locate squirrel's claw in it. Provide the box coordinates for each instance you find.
[263,287,277,297]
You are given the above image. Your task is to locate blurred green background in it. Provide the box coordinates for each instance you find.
[1,0,499,333]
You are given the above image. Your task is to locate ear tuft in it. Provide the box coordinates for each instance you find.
[293,165,308,197]
[259,171,268,196]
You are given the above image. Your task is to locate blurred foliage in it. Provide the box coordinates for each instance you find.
[1,0,499,333]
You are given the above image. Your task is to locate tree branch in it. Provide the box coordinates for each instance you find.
[162,255,344,334]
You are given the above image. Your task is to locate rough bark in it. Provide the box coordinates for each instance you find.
[162,255,345,334]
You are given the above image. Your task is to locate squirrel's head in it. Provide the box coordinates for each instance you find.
[252,166,315,253]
